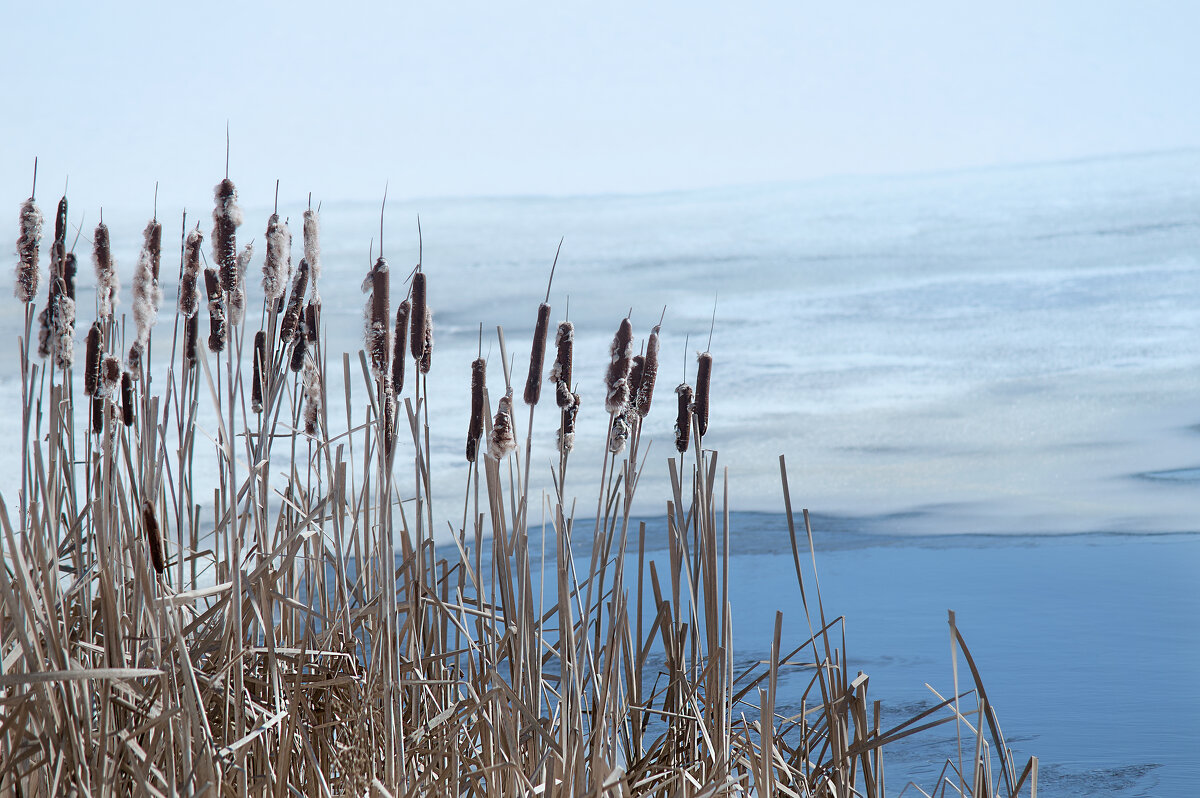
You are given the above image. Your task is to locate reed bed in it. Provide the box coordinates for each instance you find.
[0,176,1036,797]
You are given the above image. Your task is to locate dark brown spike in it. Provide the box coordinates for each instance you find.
[141,499,166,575]
[121,371,134,426]
[636,325,661,417]
[694,351,712,437]
[280,259,309,342]
[304,301,320,344]
[213,178,239,292]
[629,355,645,415]
[419,310,432,375]
[467,357,486,462]
[54,195,68,247]
[289,334,307,373]
[184,314,198,366]
[252,330,266,413]
[63,252,77,300]
[524,302,551,406]
[604,317,634,413]
[392,300,410,397]
[674,383,694,454]
[551,321,574,408]
[90,395,103,435]
[409,270,427,362]
[146,219,162,282]
[84,322,102,396]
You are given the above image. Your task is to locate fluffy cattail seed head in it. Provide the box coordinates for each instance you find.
[131,220,163,355]
[419,308,433,374]
[629,355,645,411]
[608,410,631,454]
[203,268,226,353]
[674,383,694,454]
[15,198,43,303]
[279,259,309,342]
[84,322,103,396]
[302,356,321,436]
[227,241,253,325]
[391,300,410,398]
[92,221,119,319]
[488,390,517,460]
[263,213,289,302]
[466,357,486,462]
[524,302,551,405]
[550,321,574,408]
[362,257,390,379]
[100,355,121,397]
[179,228,203,318]
[212,178,242,292]
[302,208,320,291]
[410,271,427,362]
[558,394,580,455]
[605,317,634,413]
[693,352,712,437]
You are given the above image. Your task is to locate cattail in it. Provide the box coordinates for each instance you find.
[131,219,163,364]
[488,390,517,460]
[227,241,252,325]
[100,355,121,396]
[550,321,574,408]
[524,302,551,405]
[419,308,433,374]
[15,198,43,303]
[304,301,320,344]
[409,271,427,361]
[63,252,77,300]
[636,325,661,417]
[391,300,409,398]
[262,213,289,303]
[204,267,226,353]
[53,195,67,248]
[251,330,266,413]
[558,393,580,455]
[302,356,321,436]
[183,314,198,366]
[361,257,390,379]
[608,410,631,454]
[289,332,307,373]
[629,355,645,411]
[121,371,134,426]
[605,317,634,413]
[466,357,486,462]
[90,395,103,435]
[279,258,309,342]
[141,499,165,575]
[179,228,203,318]
[302,207,320,293]
[37,261,75,369]
[674,383,693,453]
[84,322,102,396]
[693,351,712,437]
[382,390,397,458]
[92,221,119,319]
[212,178,242,292]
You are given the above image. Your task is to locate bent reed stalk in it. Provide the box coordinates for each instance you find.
[0,176,1035,798]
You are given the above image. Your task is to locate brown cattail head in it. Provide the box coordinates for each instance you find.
[636,325,661,417]
[263,213,289,303]
[289,332,308,373]
[92,221,119,319]
[629,355,645,413]
[121,370,134,426]
[126,341,143,374]
[693,351,712,437]
[212,178,242,292]
[304,301,320,344]
[63,252,77,300]
[183,314,198,366]
[279,258,309,342]
[488,390,517,460]
[608,410,631,454]
[466,356,486,462]
[523,302,551,405]
[409,270,427,361]
[53,195,67,247]
[203,267,226,353]
[419,308,433,374]
[302,356,321,436]
[605,317,634,413]
[100,355,121,397]
[141,499,166,575]
[382,390,397,459]
[132,219,163,355]
[179,228,203,318]
[37,266,75,369]
[251,330,266,413]
[302,207,320,291]
[558,392,580,455]
[15,198,43,303]
[391,300,410,398]
[228,241,252,325]
[361,256,390,379]
[84,322,102,396]
[550,321,575,408]
[674,383,694,454]
[90,395,103,435]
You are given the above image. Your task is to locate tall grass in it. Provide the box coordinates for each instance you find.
[0,179,1037,797]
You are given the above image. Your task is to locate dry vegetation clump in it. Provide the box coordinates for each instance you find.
[0,172,1037,797]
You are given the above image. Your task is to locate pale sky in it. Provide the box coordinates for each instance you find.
[2,1,1198,211]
